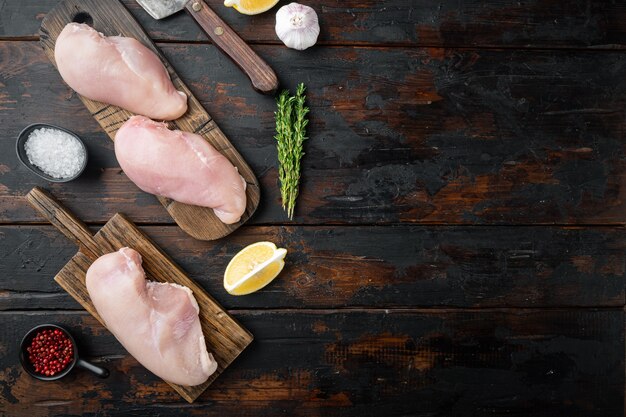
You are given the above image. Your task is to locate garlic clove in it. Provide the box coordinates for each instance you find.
[275,2,320,51]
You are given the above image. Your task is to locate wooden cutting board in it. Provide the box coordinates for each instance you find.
[39,0,261,241]
[26,187,253,403]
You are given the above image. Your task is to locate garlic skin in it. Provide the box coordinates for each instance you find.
[275,3,320,50]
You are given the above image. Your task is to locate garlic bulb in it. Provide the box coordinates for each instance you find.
[275,3,320,50]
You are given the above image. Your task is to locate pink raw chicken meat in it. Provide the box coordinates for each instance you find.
[115,115,247,224]
[55,23,187,120]
[86,247,217,386]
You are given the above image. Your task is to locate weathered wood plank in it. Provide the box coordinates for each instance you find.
[1,42,625,224]
[1,225,623,310]
[1,0,626,48]
[0,310,622,417]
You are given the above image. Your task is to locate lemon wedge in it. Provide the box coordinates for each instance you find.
[224,242,287,295]
[223,0,279,15]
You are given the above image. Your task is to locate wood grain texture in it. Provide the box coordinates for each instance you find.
[1,224,624,310]
[26,187,100,258]
[0,309,623,417]
[1,2,625,416]
[2,0,626,48]
[38,0,260,240]
[1,42,625,224]
[25,187,253,403]
[184,0,278,94]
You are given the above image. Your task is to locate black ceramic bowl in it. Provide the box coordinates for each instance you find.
[19,324,109,381]
[16,123,88,183]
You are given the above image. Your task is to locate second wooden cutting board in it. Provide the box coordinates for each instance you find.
[27,187,253,403]
[39,0,261,241]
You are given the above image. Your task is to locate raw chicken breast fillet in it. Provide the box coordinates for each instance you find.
[86,247,217,386]
[115,115,247,224]
[55,23,187,120]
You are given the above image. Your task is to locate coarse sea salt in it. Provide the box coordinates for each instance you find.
[24,127,86,179]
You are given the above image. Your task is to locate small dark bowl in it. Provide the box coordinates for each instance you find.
[16,123,88,183]
[19,324,109,381]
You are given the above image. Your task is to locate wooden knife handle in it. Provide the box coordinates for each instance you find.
[185,0,278,95]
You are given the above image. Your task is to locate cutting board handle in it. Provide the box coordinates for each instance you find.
[26,187,99,258]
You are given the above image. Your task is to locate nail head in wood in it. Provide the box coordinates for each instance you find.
[214,26,224,36]
[192,2,202,12]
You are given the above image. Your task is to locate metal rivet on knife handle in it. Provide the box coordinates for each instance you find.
[214,26,224,36]
[192,2,202,12]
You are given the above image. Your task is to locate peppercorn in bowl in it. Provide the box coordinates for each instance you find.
[19,324,109,381]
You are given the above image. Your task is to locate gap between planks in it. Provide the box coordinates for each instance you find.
[0,36,625,52]
[0,222,625,228]
[1,307,624,315]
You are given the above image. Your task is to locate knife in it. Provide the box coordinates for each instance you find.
[137,0,278,95]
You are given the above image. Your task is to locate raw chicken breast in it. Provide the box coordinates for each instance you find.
[55,23,187,120]
[86,248,217,386]
[115,115,247,224]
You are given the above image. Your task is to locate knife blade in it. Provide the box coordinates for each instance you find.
[136,0,278,95]
[136,0,187,19]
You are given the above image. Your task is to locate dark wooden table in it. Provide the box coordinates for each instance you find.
[1,1,626,416]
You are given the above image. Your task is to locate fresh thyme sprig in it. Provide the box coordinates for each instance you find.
[275,83,309,219]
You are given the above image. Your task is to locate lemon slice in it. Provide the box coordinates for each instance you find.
[224,242,287,295]
[223,0,279,15]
